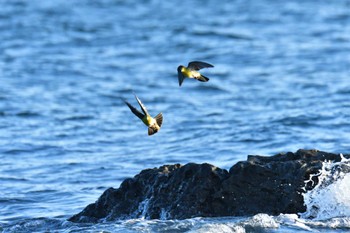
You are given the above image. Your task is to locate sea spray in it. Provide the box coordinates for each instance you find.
[138,198,150,219]
[301,154,350,220]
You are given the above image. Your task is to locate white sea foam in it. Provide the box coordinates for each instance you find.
[301,154,350,220]
[184,214,278,233]
[303,217,350,229]
[243,213,279,229]
[276,214,313,231]
[187,223,245,233]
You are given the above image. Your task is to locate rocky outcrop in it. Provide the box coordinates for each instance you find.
[69,149,349,222]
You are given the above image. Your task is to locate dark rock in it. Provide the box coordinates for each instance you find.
[69,149,349,222]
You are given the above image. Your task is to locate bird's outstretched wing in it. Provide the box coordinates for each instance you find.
[188,61,214,71]
[177,70,186,86]
[123,99,144,120]
[134,94,149,116]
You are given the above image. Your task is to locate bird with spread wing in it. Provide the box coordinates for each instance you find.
[177,61,214,86]
[123,94,163,136]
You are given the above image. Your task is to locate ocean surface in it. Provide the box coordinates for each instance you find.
[1,0,350,232]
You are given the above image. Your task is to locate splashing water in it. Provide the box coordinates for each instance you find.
[301,154,350,220]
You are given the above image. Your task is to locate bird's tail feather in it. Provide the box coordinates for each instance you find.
[197,74,209,82]
[154,113,163,127]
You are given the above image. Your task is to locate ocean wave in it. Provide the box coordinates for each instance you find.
[301,155,350,220]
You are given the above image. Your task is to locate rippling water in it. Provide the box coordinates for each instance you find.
[1,0,350,232]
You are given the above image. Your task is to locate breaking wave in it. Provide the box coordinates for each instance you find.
[301,154,350,220]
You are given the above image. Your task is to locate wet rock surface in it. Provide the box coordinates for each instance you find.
[69,149,349,222]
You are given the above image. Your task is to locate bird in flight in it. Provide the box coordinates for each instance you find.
[123,94,163,136]
[177,61,214,86]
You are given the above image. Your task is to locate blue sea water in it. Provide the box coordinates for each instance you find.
[0,0,350,232]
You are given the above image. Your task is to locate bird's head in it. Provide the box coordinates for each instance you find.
[177,65,184,72]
